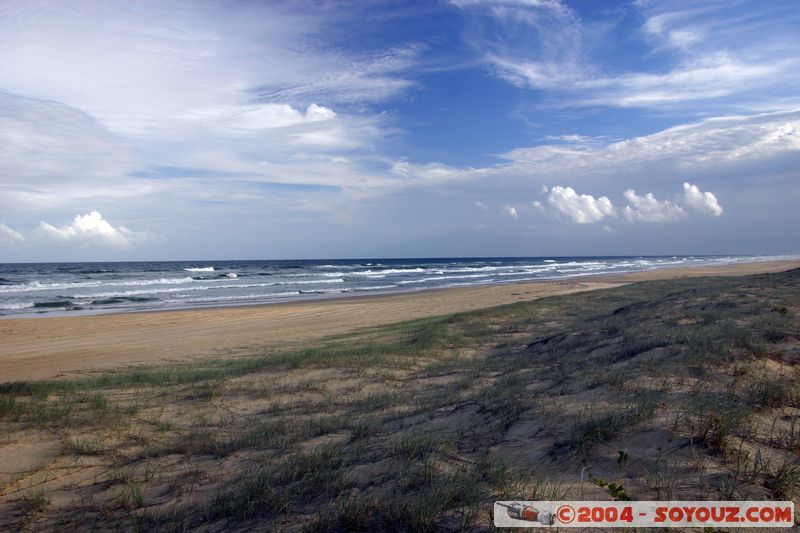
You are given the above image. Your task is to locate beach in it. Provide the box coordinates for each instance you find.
[2,258,797,383]
[2,258,799,530]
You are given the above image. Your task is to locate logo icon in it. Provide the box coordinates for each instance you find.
[497,502,555,525]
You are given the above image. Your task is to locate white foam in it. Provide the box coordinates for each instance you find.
[299,288,348,294]
[0,277,201,294]
[437,266,500,273]
[274,278,344,285]
[184,267,215,272]
[398,273,493,285]
[496,267,556,276]
[349,268,427,276]
[353,284,399,291]
[73,286,209,298]
[0,302,34,310]
[167,291,302,303]
[69,278,346,299]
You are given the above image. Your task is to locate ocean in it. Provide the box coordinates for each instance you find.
[0,255,790,318]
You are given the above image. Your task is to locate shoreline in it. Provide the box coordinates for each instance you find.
[2,255,798,321]
[1,258,798,383]
[129,254,800,315]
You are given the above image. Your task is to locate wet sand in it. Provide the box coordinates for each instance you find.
[1,259,797,382]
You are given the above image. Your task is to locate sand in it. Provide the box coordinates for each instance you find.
[1,259,798,383]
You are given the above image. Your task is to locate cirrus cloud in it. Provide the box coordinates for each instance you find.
[454,0,800,111]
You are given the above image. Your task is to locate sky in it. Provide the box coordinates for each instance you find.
[0,0,799,261]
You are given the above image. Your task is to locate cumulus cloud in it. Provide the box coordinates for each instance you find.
[546,186,616,223]
[683,182,723,216]
[0,223,25,246]
[537,182,723,225]
[622,189,687,223]
[475,200,488,210]
[36,211,153,249]
[503,206,519,219]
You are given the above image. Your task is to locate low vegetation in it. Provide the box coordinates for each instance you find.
[1,268,799,530]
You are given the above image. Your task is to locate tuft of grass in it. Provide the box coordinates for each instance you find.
[768,455,800,499]
[557,400,657,458]
[352,390,399,412]
[679,394,750,453]
[349,419,375,442]
[747,376,795,408]
[21,488,49,515]
[779,416,800,452]
[0,396,22,419]
[87,393,108,410]
[127,483,144,509]
[391,434,440,461]
[65,435,105,456]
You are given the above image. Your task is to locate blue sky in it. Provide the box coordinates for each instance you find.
[0,0,798,261]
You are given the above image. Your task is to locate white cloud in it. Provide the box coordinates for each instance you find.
[389,161,487,190]
[683,182,723,216]
[576,53,784,108]
[0,223,25,246]
[546,186,616,224]
[501,111,800,177]
[0,3,418,135]
[475,200,488,210]
[622,189,687,223]
[0,92,149,209]
[543,134,592,143]
[503,206,519,219]
[534,183,723,225]
[325,110,797,216]
[451,0,567,8]
[0,1,419,215]
[36,211,153,249]
[643,11,703,51]
[455,0,800,110]
[181,103,336,133]
[259,45,420,106]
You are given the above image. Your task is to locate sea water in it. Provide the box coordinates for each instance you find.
[0,255,791,317]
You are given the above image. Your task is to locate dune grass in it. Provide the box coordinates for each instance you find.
[1,268,799,530]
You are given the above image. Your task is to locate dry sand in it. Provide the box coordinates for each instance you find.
[1,259,798,383]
